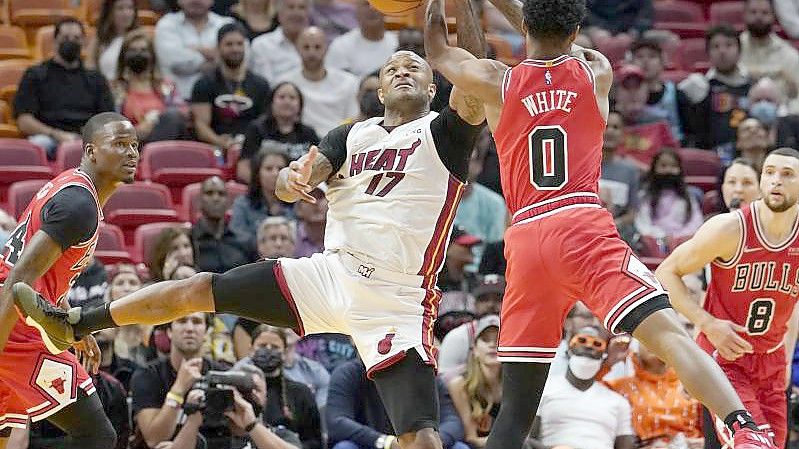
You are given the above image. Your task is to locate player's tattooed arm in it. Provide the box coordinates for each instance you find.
[485,0,525,35]
[0,230,64,351]
[276,146,333,204]
[449,0,487,125]
[450,87,485,125]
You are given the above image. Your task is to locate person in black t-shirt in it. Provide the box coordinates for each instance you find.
[191,23,271,153]
[15,18,115,159]
[240,82,320,182]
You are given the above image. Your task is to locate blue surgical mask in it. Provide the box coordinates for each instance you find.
[749,100,778,127]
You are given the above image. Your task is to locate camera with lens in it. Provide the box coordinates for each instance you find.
[185,370,255,427]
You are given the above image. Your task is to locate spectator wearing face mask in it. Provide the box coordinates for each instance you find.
[635,149,704,242]
[525,327,636,449]
[748,76,799,149]
[348,72,384,123]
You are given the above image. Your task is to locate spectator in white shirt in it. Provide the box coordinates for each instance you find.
[776,0,799,39]
[280,26,359,136]
[154,0,233,98]
[325,0,398,77]
[251,0,310,83]
[526,326,636,449]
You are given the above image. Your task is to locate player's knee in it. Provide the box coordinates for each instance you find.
[398,428,442,449]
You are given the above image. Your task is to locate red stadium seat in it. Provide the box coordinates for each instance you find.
[139,140,225,201]
[225,145,240,180]
[0,138,51,204]
[594,35,633,67]
[679,147,721,192]
[179,181,247,222]
[7,179,47,219]
[132,221,190,265]
[54,140,83,172]
[103,182,180,245]
[702,190,723,216]
[710,1,745,26]
[676,38,708,72]
[94,223,131,264]
[637,235,668,258]
[655,0,704,23]
[654,22,708,39]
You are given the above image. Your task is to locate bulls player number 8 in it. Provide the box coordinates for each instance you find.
[528,125,568,190]
[747,298,775,335]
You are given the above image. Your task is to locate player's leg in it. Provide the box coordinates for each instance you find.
[45,390,116,449]
[372,351,443,449]
[14,259,302,349]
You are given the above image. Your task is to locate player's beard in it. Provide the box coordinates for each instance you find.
[764,193,797,212]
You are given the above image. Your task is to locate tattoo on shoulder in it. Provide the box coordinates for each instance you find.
[309,151,334,185]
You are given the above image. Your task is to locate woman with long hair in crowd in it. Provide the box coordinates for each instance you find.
[111,30,190,143]
[240,82,319,182]
[635,148,704,241]
[147,226,194,282]
[106,264,149,372]
[719,157,761,212]
[448,321,502,449]
[88,0,139,79]
[236,325,322,449]
[231,148,294,250]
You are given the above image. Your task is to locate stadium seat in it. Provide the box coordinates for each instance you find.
[679,147,721,192]
[0,26,29,60]
[654,0,704,23]
[637,235,668,258]
[82,0,160,25]
[710,1,745,26]
[0,124,20,137]
[702,189,723,216]
[594,34,633,67]
[132,221,190,265]
[224,145,240,180]
[7,0,80,31]
[0,59,31,94]
[7,178,47,219]
[653,22,707,39]
[139,140,225,202]
[54,140,83,172]
[103,182,180,245]
[94,222,131,264]
[0,100,11,124]
[179,180,247,222]
[0,138,51,204]
[676,38,707,72]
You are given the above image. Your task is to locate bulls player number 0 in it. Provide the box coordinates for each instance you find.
[3,218,28,267]
[528,125,568,190]
[746,298,775,335]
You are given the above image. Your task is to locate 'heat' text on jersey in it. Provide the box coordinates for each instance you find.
[521,90,579,117]
[731,261,799,297]
[350,139,422,177]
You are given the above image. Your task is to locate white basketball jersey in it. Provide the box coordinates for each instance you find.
[324,111,465,277]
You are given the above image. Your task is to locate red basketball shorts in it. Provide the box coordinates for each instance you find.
[0,337,94,430]
[498,206,669,362]
[698,336,787,448]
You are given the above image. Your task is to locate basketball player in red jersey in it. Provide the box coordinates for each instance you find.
[423,1,777,449]
[657,148,799,449]
[0,112,138,449]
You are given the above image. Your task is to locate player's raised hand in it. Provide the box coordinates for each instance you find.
[286,146,319,204]
[701,318,753,361]
[73,334,101,374]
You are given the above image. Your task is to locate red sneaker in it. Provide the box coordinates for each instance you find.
[733,424,775,449]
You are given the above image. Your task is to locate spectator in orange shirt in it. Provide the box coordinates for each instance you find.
[606,342,703,448]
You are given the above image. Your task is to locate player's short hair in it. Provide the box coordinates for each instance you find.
[523,0,586,41]
[768,147,799,161]
[706,24,741,52]
[217,22,248,44]
[54,17,84,39]
[81,112,130,145]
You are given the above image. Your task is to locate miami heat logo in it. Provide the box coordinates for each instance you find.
[48,376,66,394]
[377,331,396,355]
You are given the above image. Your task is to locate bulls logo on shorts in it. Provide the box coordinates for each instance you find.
[625,254,663,290]
[33,356,75,405]
[378,330,396,355]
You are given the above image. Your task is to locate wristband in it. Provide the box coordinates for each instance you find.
[244,420,259,433]
[166,391,184,405]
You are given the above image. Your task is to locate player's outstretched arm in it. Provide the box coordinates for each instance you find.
[485,0,524,35]
[275,146,332,204]
[424,0,506,107]
[655,213,754,360]
[0,231,64,351]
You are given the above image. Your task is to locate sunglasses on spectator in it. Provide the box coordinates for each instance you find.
[569,334,607,352]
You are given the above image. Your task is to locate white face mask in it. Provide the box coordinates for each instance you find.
[568,354,603,380]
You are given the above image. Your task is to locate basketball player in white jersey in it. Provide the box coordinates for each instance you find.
[14,22,490,449]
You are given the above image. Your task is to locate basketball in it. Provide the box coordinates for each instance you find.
[368,0,422,16]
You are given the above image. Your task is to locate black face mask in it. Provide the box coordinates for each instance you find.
[125,53,150,74]
[359,90,384,119]
[654,173,682,189]
[251,347,283,376]
[58,40,81,63]
[747,22,772,38]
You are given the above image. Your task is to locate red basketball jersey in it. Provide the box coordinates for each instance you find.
[493,55,606,216]
[703,202,799,353]
[0,169,102,342]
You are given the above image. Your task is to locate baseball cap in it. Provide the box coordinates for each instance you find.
[473,314,500,342]
[616,64,644,84]
[451,226,481,247]
[473,274,506,299]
